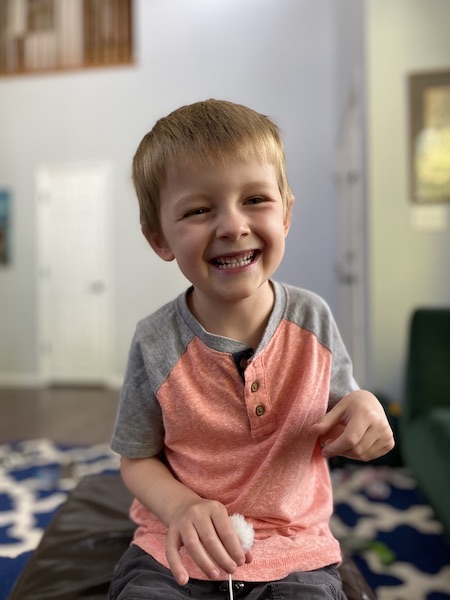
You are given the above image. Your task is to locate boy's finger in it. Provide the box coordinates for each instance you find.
[195,519,240,575]
[165,532,190,585]
[311,415,334,435]
[167,520,234,582]
[167,532,222,583]
[321,422,385,456]
[211,513,246,567]
[312,402,346,434]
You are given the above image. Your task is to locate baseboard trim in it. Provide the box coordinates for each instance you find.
[0,373,42,387]
[0,373,123,389]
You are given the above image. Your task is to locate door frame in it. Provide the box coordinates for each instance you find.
[334,82,368,387]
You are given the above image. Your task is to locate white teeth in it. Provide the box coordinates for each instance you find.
[214,252,255,269]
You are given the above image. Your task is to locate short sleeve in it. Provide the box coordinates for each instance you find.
[111,333,165,458]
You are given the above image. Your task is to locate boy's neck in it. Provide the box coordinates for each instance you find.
[187,282,275,350]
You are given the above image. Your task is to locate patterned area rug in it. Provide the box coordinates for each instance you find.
[1,440,449,600]
[0,439,120,600]
[331,465,450,600]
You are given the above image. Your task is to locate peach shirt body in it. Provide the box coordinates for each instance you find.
[112,282,358,582]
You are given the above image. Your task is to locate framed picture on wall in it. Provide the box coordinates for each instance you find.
[409,70,450,203]
[0,189,11,265]
[0,0,134,75]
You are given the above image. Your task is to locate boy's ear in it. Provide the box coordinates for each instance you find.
[283,195,295,236]
[141,224,175,262]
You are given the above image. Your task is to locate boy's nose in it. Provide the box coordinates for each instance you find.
[216,209,250,240]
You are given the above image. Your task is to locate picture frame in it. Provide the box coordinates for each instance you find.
[409,70,450,203]
[0,189,11,266]
[0,0,134,75]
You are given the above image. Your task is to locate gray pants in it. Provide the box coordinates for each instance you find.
[109,544,348,600]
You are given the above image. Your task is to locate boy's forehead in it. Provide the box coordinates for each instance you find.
[165,154,278,180]
[165,148,278,174]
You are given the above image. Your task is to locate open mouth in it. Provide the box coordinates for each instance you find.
[211,250,258,270]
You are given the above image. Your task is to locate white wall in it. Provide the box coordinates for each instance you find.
[0,0,339,384]
[367,0,450,401]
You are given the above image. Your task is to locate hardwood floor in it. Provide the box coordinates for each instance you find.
[0,386,120,445]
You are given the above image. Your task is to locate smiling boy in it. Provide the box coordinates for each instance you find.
[109,99,394,600]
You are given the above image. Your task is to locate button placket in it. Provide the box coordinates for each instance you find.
[245,365,276,437]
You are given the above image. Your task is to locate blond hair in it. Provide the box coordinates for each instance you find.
[132,99,292,233]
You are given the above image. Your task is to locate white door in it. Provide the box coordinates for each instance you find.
[335,86,367,387]
[36,162,113,385]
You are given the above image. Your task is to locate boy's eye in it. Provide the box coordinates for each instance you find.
[246,196,265,205]
[185,207,208,217]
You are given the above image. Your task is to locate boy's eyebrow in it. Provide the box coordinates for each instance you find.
[175,179,279,200]
[172,193,211,206]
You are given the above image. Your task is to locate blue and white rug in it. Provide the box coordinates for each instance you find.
[0,439,120,600]
[331,465,450,600]
[1,440,450,600]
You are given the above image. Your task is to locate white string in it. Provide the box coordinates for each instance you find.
[228,573,234,600]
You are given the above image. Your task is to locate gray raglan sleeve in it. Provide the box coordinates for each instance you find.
[111,332,165,458]
[326,305,359,407]
[283,284,359,408]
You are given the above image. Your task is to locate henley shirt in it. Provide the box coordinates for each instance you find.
[111,281,358,581]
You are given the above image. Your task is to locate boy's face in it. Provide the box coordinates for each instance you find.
[144,158,292,307]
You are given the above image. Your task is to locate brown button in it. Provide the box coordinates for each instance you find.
[240,358,248,369]
[255,404,265,417]
[250,381,259,393]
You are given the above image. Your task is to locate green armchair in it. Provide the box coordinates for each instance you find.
[400,308,450,537]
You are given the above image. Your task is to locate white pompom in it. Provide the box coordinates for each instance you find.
[230,513,254,553]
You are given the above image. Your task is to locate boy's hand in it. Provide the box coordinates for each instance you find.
[311,390,395,461]
[120,455,252,586]
[166,497,251,586]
